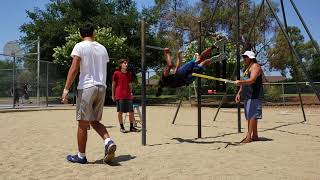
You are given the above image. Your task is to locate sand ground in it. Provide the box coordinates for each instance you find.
[0,105,320,180]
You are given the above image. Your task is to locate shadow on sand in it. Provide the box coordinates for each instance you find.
[89,154,136,166]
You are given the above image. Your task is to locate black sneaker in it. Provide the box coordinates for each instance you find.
[104,140,117,164]
[130,126,139,132]
[120,128,126,133]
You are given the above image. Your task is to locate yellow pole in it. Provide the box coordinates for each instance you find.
[192,73,235,84]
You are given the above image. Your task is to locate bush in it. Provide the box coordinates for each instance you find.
[227,85,237,94]
[176,87,189,100]
[265,86,282,102]
[51,80,65,96]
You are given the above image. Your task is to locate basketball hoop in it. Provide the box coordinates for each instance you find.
[3,41,22,57]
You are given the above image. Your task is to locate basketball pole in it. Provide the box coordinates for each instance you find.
[37,36,40,106]
[12,56,16,108]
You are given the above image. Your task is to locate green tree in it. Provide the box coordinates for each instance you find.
[20,0,139,62]
[308,54,320,81]
[53,27,127,70]
[20,0,172,79]
[302,40,320,81]
[144,0,277,48]
[268,26,314,80]
[142,0,277,80]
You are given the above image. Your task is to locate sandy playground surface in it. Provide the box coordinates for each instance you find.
[0,105,320,180]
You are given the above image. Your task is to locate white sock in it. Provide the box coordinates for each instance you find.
[104,138,112,145]
[78,152,86,159]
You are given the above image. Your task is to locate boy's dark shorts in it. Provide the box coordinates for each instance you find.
[116,99,133,113]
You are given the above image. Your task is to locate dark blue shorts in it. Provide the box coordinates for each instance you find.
[176,61,204,84]
[244,99,262,120]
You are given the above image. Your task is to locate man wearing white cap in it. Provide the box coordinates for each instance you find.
[234,51,263,143]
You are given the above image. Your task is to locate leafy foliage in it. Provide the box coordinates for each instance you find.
[265,85,282,102]
[268,26,320,81]
[52,27,127,70]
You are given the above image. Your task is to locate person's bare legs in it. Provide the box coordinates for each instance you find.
[199,59,212,67]
[163,48,174,77]
[195,48,213,64]
[241,120,250,143]
[90,120,116,163]
[78,120,90,153]
[129,112,135,123]
[90,121,111,140]
[117,112,125,132]
[251,119,259,141]
[118,112,124,124]
[242,119,254,143]
[128,111,138,131]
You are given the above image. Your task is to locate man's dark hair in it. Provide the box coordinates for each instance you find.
[252,58,257,63]
[242,55,257,63]
[80,23,94,38]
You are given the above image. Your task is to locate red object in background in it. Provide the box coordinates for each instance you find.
[208,89,217,94]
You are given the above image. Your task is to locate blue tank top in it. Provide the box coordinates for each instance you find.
[243,71,264,100]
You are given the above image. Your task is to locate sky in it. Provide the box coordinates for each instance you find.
[0,0,319,59]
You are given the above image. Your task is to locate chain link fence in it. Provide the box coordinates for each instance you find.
[1,57,319,108]
[0,55,70,108]
[263,82,320,105]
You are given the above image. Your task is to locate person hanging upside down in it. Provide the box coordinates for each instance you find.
[156,45,221,96]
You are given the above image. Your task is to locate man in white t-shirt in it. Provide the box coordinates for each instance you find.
[61,24,116,164]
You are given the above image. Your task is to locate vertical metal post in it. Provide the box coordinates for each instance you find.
[193,81,197,98]
[188,85,191,104]
[12,56,16,108]
[280,0,306,121]
[253,1,256,50]
[236,0,241,133]
[282,82,285,105]
[215,61,220,90]
[147,71,150,85]
[141,21,147,145]
[46,62,49,107]
[222,44,227,92]
[37,36,40,106]
[197,21,202,138]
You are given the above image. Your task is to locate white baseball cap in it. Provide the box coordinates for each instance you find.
[242,51,256,59]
